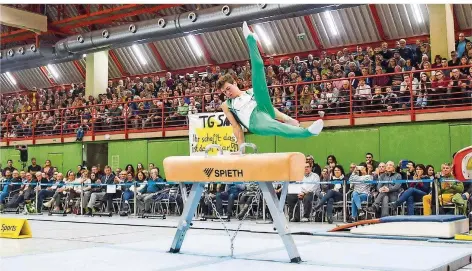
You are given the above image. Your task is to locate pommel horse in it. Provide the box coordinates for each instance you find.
[164,143,305,263]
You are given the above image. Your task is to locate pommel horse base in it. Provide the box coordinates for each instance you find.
[163,143,305,263]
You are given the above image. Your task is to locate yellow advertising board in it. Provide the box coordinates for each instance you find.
[0,217,32,239]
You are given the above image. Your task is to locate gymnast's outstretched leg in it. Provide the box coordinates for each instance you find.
[242,22,323,137]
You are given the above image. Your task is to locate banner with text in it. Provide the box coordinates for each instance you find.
[188,112,238,156]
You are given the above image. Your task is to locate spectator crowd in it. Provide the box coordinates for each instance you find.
[0,152,468,227]
[1,35,471,139]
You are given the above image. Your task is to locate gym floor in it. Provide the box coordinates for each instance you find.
[1,214,472,271]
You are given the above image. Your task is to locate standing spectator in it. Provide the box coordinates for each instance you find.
[27,158,41,174]
[456,33,471,58]
[2,160,16,176]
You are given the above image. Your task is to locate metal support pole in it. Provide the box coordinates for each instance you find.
[342,179,347,223]
[259,181,301,263]
[279,181,289,212]
[134,181,137,217]
[435,178,439,215]
[169,182,205,253]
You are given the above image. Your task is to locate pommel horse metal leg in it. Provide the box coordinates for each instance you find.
[169,182,205,253]
[259,182,301,263]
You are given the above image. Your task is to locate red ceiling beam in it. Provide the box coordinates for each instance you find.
[147,43,168,71]
[39,66,57,86]
[193,34,216,65]
[368,4,388,41]
[303,15,324,50]
[109,50,128,77]
[247,25,265,57]
[59,4,182,32]
[73,61,86,79]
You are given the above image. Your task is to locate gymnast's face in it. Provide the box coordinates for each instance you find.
[221,82,240,99]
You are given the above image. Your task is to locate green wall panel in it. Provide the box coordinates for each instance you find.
[1,121,467,176]
[0,143,82,173]
[245,134,275,153]
[379,123,450,169]
[324,128,380,171]
[450,124,472,157]
[148,139,189,177]
[108,140,148,171]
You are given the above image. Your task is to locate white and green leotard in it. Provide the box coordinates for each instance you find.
[226,24,322,138]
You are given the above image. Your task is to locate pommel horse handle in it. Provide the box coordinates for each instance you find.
[239,143,258,154]
[204,144,224,157]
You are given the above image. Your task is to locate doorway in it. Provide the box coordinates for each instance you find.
[85,143,108,170]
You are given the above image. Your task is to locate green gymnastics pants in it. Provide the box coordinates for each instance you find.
[245,33,312,138]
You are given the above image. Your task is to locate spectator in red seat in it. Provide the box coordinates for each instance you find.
[371,87,385,112]
[367,161,401,217]
[391,164,430,215]
[354,78,371,112]
[449,68,468,106]
[372,66,391,88]
[431,70,451,106]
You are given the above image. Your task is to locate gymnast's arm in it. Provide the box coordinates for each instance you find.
[222,103,245,146]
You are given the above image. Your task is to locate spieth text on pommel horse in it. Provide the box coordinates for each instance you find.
[163,143,305,263]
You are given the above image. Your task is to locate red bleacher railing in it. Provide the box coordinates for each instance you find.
[1,65,471,145]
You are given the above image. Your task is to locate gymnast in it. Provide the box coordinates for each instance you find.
[217,22,324,145]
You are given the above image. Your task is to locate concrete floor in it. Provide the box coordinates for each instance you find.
[1,214,472,271]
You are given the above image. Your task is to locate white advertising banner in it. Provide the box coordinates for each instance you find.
[188,112,238,156]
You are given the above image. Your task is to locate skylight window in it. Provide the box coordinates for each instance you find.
[47,64,59,78]
[324,11,338,36]
[187,35,203,57]
[412,4,424,24]
[132,44,147,65]
[255,25,271,47]
[6,72,17,85]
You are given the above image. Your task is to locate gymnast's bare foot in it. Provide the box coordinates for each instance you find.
[308,119,324,135]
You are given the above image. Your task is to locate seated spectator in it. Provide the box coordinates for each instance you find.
[6,172,36,209]
[423,163,463,215]
[287,162,321,222]
[215,183,244,218]
[135,168,165,214]
[0,170,21,210]
[391,164,431,215]
[235,182,259,220]
[367,161,401,217]
[200,183,222,217]
[40,172,64,213]
[348,164,371,222]
[86,166,117,215]
[122,171,146,212]
[312,165,346,223]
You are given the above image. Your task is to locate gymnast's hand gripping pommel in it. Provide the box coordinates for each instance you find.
[217,21,324,146]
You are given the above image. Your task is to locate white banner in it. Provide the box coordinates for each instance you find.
[188,112,239,156]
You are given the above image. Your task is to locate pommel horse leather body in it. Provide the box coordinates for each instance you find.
[166,144,303,263]
[163,152,305,182]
